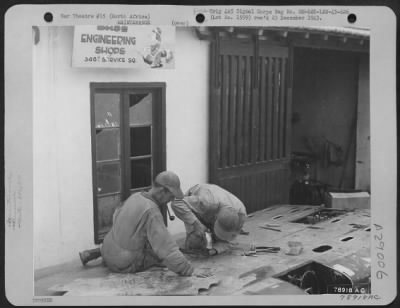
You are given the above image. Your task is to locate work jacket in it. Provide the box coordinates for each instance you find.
[101,192,193,276]
[171,184,247,248]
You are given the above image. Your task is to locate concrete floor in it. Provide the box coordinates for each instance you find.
[35,204,371,296]
[35,257,107,296]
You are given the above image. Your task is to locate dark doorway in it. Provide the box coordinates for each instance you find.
[291,48,361,192]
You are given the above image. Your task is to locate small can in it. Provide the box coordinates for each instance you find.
[205,231,213,249]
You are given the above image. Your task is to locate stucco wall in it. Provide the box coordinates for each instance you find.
[355,54,370,191]
[33,26,209,269]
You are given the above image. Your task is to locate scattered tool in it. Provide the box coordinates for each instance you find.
[259,226,281,232]
[243,245,280,256]
[264,223,281,228]
[254,246,280,253]
[343,223,369,235]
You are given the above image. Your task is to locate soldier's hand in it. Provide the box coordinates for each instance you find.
[208,248,218,256]
[180,264,195,276]
[193,268,213,278]
[193,220,208,234]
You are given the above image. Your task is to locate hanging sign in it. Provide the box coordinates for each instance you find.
[72,25,175,68]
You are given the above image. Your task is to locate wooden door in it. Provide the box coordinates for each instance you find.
[209,38,292,213]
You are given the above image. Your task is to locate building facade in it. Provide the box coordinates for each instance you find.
[33,26,370,270]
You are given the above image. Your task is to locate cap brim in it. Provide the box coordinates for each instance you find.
[170,186,184,199]
[214,220,238,242]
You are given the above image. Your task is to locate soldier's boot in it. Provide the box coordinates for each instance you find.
[79,248,101,266]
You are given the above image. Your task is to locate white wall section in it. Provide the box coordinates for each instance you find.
[33,27,209,269]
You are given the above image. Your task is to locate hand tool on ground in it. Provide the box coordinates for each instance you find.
[259,226,281,232]
[264,223,281,228]
[243,245,280,256]
[254,246,280,253]
[242,243,257,256]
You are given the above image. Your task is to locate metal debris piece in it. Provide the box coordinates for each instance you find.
[240,229,250,235]
[343,224,370,235]
[241,266,273,288]
[285,241,303,256]
[239,265,273,279]
[306,215,317,224]
[350,223,369,229]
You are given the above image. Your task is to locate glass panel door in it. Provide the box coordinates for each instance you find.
[91,83,165,243]
[93,92,122,237]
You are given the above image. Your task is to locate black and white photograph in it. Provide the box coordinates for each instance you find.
[4,4,397,306]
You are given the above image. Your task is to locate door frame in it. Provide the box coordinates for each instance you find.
[90,82,166,244]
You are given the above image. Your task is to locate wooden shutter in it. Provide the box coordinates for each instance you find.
[209,38,293,213]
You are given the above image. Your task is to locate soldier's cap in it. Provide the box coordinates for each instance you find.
[214,207,241,242]
[154,171,184,199]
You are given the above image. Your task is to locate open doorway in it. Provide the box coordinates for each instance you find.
[290,48,370,205]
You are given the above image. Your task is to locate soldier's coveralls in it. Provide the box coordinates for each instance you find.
[171,184,247,254]
[101,192,193,276]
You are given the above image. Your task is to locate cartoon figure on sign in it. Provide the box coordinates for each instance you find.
[142,27,174,68]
